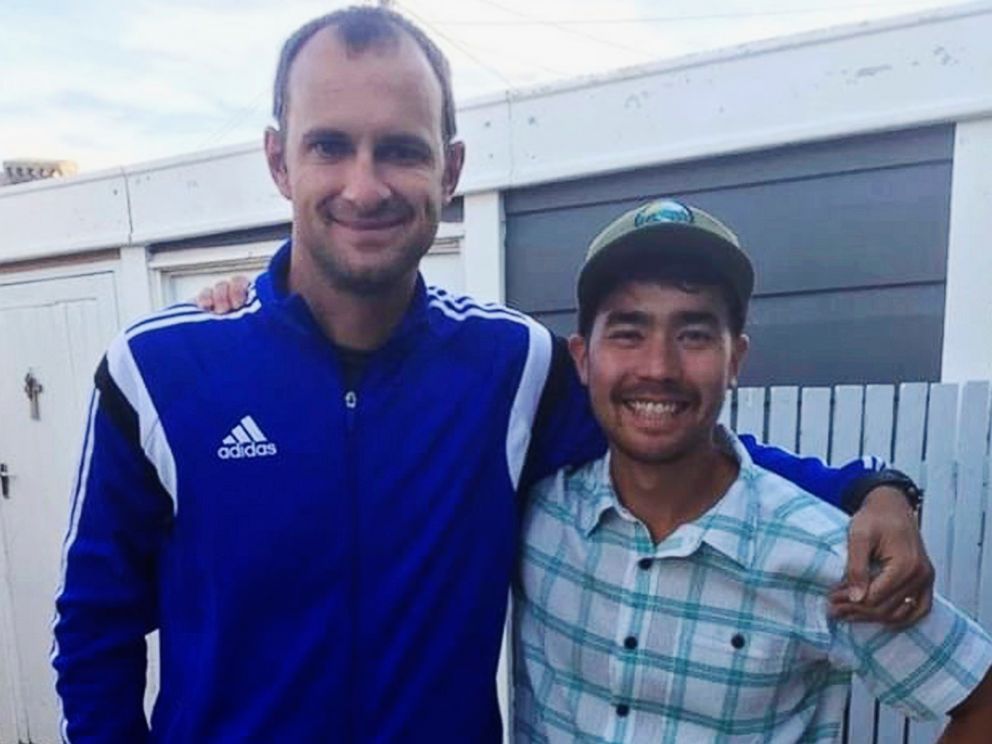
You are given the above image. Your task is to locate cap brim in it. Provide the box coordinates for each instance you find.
[577,223,754,312]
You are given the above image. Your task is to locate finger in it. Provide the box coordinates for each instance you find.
[830,572,915,619]
[830,599,900,624]
[844,528,872,603]
[835,592,926,628]
[863,587,922,625]
[828,603,882,622]
[888,596,920,625]
[906,589,932,624]
[892,575,933,626]
[196,287,215,310]
[828,586,851,606]
[882,595,918,626]
[212,281,232,314]
[862,546,923,607]
[229,275,250,309]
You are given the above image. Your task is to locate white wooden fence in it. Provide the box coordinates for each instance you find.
[720,382,992,744]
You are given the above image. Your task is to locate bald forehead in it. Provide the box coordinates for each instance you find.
[285,25,444,127]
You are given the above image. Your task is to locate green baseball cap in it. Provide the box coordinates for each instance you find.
[577,198,755,323]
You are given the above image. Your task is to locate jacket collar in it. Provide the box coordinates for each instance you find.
[255,240,431,354]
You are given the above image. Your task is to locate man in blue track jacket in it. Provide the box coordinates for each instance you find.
[53,7,933,743]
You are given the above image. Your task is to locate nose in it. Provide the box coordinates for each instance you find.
[340,149,391,212]
[639,334,682,382]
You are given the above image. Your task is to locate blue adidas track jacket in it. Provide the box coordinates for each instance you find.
[52,243,882,743]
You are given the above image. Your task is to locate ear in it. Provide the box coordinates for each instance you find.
[567,333,590,386]
[728,333,750,388]
[265,126,292,200]
[441,141,465,204]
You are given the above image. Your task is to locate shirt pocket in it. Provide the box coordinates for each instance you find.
[673,623,796,732]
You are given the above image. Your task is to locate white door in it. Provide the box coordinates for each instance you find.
[0,272,118,744]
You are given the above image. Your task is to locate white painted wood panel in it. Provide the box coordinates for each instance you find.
[798,388,830,460]
[735,388,765,441]
[768,387,799,450]
[864,386,905,744]
[950,383,990,616]
[727,384,992,744]
[0,273,119,743]
[893,384,930,744]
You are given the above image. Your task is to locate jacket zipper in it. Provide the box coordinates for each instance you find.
[343,385,359,741]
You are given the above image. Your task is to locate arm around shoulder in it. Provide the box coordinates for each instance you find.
[741,435,933,626]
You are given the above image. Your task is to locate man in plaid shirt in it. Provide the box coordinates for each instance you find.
[514,199,992,742]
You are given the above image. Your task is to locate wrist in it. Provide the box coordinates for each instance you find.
[843,469,923,518]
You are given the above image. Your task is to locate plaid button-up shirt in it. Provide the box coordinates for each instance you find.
[513,429,992,742]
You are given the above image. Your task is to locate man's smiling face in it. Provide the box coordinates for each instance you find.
[266,26,462,294]
[569,280,748,465]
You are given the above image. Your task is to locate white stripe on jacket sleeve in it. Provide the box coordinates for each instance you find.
[506,320,553,491]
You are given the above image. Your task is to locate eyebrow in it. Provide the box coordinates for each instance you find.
[603,309,723,328]
[299,129,431,148]
[300,127,350,143]
[603,310,652,327]
[377,133,432,149]
[677,310,721,327]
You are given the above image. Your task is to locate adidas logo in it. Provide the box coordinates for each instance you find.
[217,415,278,460]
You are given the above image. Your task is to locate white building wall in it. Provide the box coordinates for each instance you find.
[0,169,129,261]
[942,116,992,382]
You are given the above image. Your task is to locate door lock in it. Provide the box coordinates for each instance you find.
[0,463,9,498]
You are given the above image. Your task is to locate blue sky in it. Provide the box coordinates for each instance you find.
[0,0,972,171]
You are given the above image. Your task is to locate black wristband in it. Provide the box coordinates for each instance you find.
[841,468,923,517]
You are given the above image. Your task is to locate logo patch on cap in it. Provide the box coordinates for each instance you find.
[633,200,694,228]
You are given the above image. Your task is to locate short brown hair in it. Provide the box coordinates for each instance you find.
[272,6,456,143]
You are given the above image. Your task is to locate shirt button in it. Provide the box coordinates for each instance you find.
[616,703,630,717]
[638,557,652,570]
[623,636,638,650]
[732,633,746,650]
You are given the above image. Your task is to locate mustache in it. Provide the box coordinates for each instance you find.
[613,381,698,403]
[318,198,414,223]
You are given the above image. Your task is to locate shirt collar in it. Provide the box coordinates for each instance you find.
[575,452,621,537]
[576,427,760,569]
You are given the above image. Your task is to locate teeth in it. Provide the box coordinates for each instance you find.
[628,400,682,416]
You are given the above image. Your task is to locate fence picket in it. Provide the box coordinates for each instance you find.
[799,388,830,459]
[922,385,960,594]
[978,389,992,629]
[862,386,906,744]
[863,386,895,464]
[768,387,799,450]
[831,387,864,465]
[735,387,766,441]
[893,384,929,744]
[908,384,960,744]
[893,384,928,483]
[949,382,990,617]
[830,387,875,744]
